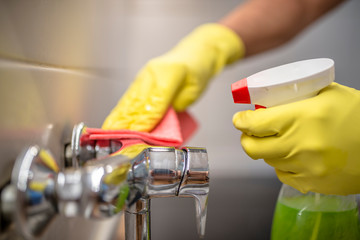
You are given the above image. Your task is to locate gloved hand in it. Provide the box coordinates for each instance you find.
[233,83,360,195]
[102,24,244,132]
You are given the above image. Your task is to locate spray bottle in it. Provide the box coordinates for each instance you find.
[231,58,359,239]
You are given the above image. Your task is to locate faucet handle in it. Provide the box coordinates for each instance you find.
[179,147,209,238]
[11,145,58,239]
[70,122,123,167]
[127,147,210,239]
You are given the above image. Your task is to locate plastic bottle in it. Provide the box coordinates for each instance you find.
[231,58,360,240]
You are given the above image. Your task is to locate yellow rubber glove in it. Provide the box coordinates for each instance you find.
[103,24,245,131]
[233,83,360,195]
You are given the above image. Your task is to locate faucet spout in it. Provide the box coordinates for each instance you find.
[178,147,209,238]
[194,195,208,238]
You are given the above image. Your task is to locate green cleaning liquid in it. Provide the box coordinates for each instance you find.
[271,195,360,240]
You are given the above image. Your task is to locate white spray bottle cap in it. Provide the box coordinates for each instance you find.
[231,58,335,108]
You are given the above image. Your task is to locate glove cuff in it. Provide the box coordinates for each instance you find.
[190,23,245,65]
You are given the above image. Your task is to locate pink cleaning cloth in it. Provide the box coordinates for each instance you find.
[82,108,197,151]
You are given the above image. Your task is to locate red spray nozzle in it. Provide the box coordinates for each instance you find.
[231,78,251,104]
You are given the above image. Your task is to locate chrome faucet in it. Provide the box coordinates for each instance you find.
[7,123,209,239]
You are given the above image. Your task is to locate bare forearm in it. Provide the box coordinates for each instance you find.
[219,0,345,57]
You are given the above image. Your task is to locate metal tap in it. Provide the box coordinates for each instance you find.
[7,123,209,239]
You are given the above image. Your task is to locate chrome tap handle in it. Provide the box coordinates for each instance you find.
[179,147,209,238]
[127,147,209,239]
[70,122,123,167]
[127,147,186,198]
[10,145,132,239]
[11,146,58,239]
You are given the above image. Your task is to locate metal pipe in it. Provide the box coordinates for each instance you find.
[125,198,150,240]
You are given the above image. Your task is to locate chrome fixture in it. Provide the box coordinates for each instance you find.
[7,123,209,239]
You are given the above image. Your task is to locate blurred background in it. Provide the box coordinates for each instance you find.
[1,0,359,239]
